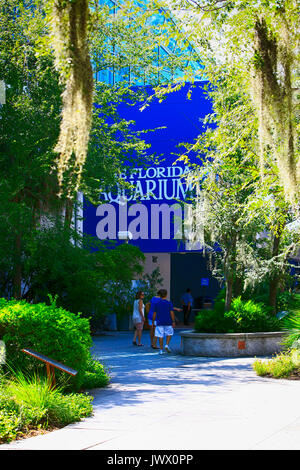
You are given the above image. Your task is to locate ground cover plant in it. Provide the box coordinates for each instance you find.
[253,294,300,379]
[253,349,300,379]
[0,369,93,443]
[0,297,110,443]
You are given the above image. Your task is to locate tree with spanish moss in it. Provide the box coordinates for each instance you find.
[46,0,199,194]
[0,0,195,302]
[161,0,300,205]
[183,62,299,313]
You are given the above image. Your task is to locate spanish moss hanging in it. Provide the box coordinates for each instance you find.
[48,0,94,196]
[251,16,299,205]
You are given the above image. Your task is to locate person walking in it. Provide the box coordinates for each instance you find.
[132,291,145,346]
[152,289,176,355]
[146,290,162,349]
[181,288,193,325]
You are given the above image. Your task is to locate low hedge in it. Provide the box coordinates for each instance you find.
[0,298,108,390]
[195,296,281,333]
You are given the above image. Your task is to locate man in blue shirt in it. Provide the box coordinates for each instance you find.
[152,289,176,355]
[146,290,163,349]
[181,288,193,325]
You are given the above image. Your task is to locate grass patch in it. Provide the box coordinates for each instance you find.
[0,369,93,444]
[253,349,300,379]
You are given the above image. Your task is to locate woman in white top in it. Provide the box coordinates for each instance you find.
[132,291,145,346]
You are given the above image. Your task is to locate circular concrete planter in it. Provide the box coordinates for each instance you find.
[180,330,287,357]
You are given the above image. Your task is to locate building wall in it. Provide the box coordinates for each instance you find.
[170,253,221,308]
[141,252,171,295]
[140,250,222,305]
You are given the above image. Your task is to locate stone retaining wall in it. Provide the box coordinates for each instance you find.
[180,331,286,357]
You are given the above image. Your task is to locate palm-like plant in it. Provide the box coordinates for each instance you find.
[282,297,300,349]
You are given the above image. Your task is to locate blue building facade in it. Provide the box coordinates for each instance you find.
[82,0,221,309]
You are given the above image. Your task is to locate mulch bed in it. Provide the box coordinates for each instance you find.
[286,369,300,380]
[0,426,60,445]
[261,368,300,380]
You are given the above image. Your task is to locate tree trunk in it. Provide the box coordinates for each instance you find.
[225,272,234,311]
[234,275,243,298]
[64,198,74,229]
[269,277,279,315]
[224,234,237,311]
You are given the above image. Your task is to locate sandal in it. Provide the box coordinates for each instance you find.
[151,345,159,349]
[133,341,137,346]
[137,344,143,346]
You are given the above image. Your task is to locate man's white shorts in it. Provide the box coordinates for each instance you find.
[155,325,174,338]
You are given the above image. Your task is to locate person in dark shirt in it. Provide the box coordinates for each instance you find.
[145,290,163,349]
[152,289,176,355]
[181,288,193,325]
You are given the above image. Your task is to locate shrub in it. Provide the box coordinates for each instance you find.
[277,291,295,311]
[195,296,281,333]
[23,226,145,327]
[224,297,281,332]
[81,356,110,390]
[194,294,233,333]
[282,306,300,350]
[0,298,92,390]
[243,289,299,313]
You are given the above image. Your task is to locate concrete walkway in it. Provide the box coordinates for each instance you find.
[1,329,300,450]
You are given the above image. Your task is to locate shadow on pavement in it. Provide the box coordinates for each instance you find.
[88,331,266,411]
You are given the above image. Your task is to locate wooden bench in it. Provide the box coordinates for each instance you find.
[22,348,78,388]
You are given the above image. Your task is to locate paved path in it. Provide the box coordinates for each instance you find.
[1,329,300,450]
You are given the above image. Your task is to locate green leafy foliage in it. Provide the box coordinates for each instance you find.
[0,0,155,307]
[253,293,300,378]
[195,294,282,333]
[277,292,300,312]
[282,301,300,350]
[22,223,144,329]
[0,370,93,443]
[81,355,110,390]
[194,291,233,333]
[253,351,298,379]
[0,409,22,443]
[154,0,299,312]
[224,297,281,333]
[167,0,299,202]
[0,298,93,390]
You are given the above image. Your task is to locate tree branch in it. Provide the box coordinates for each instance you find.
[187,0,231,12]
